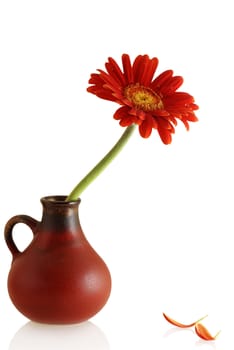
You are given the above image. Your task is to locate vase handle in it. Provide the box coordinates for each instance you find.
[4,215,39,257]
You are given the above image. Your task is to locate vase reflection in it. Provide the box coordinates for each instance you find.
[9,320,110,350]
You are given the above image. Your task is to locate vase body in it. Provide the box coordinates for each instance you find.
[4,196,111,324]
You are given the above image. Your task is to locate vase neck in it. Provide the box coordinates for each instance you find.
[40,196,81,233]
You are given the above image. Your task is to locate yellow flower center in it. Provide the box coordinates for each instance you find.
[124,83,163,111]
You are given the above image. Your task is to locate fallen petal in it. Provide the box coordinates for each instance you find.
[195,323,221,341]
[163,313,208,328]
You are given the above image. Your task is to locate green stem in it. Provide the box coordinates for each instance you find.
[66,124,136,201]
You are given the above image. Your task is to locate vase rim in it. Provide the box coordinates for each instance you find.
[41,195,81,205]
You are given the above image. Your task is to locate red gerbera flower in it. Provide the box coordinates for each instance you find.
[87,54,198,144]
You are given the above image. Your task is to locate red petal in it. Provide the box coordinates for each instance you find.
[158,128,172,144]
[139,116,153,138]
[163,313,197,328]
[140,57,159,86]
[122,54,134,83]
[113,106,130,120]
[105,57,126,86]
[119,117,136,127]
[97,69,122,92]
[87,86,116,101]
[150,70,173,90]
[163,313,208,328]
[164,92,195,105]
[132,55,146,82]
[195,323,220,341]
[159,76,184,95]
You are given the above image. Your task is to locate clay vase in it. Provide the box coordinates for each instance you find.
[4,195,111,324]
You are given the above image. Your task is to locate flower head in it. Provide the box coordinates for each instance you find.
[87,54,198,144]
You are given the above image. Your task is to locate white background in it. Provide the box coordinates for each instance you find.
[0,0,234,349]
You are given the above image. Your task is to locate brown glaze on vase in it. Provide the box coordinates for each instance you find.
[4,196,111,324]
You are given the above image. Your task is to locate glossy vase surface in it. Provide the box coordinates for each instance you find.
[4,195,111,324]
